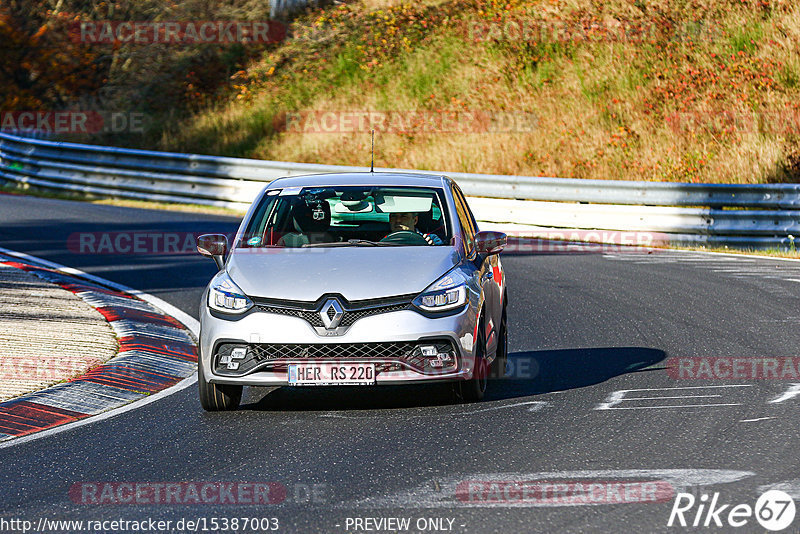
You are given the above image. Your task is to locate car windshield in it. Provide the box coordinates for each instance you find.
[238,186,451,248]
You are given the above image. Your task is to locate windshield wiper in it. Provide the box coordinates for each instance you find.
[302,239,399,247]
[347,239,400,246]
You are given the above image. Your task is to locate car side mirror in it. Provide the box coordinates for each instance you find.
[475,231,507,256]
[197,234,228,270]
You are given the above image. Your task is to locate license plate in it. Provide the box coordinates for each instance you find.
[287,363,376,386]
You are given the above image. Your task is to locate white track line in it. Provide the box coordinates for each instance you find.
[663,247,800,263]
[0,246,199,450]
[605,247,800,264]
[739,417,775,423]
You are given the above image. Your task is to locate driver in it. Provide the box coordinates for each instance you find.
[388,212,443,245]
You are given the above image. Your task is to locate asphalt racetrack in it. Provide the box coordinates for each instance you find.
[1,194,799,533]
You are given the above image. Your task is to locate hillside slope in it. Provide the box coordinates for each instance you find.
[19,0,800,184]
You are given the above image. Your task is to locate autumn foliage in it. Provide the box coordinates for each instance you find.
[1,0,277,139]
[0,1,107,109]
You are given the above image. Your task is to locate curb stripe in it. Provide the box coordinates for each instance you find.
[117,336,197,360]
[95,306,184,328]
[0,255,199,442]
[111,351,197,376]
[78,367,182,388]
[77,375,180,393]
[22,382,144,415]
[75,292,156,312]
[57,282,137,298]
[108,320,194,343]
[0,401,88,436]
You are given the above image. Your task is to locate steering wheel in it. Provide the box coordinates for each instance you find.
[380,230,430,245]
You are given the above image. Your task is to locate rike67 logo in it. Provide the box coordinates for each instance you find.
[668,490,796,531]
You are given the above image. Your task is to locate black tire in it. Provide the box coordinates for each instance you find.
[459,316,489,402]
[198,362,242,411]
[490,303,508,380]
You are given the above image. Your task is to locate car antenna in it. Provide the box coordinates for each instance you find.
[370,129,374,173]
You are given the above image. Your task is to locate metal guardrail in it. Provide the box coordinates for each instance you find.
[270,0,321,18]
[1,132,798,249]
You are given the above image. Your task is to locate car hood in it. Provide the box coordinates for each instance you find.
[227,246,461,301]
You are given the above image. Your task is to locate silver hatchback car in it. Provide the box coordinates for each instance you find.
[196,173,507,410]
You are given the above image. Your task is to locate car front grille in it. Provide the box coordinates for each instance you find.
[338,303,410,326]
[254,294,414,329]
[257,305,325,327]
[251,341,419,362]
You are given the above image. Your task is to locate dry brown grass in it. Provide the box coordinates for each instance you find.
[154,0,800,184]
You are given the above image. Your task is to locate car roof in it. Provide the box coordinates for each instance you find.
[266,172,450,189]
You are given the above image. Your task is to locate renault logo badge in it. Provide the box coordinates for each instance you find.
[320,298,344,329]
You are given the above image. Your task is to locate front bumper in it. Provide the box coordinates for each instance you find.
[199,303,477,386]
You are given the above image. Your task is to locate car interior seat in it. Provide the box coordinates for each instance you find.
[277,199,333,247]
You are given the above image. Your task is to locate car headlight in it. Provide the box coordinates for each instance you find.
[413,270,468,312]
[208,272,253,314]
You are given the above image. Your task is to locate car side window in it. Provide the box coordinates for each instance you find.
[450,185,475,255]
[455,186,479,235]
[463,192,479,234]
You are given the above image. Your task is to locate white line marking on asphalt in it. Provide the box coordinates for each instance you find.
[0,246,199,450]
[758,480,800,499]
[464,400,549,414]
[711,268,769,272]
[605,249,800,270]
[666,248,800,263]
[598,404,742,409]
[768,383,800,404]
[758,316,800,322]
[595,385,753,411]
[679,259,754,263]
[739,417,775,422]
[631,395,722,400]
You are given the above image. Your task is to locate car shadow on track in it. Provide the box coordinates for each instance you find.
[239,347,665,411]
[240,382,457,412]
[487,347,666,401]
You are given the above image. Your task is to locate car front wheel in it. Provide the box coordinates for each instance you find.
[198,362,242,411]
[490,302,508,379]
[458,316,488,402]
